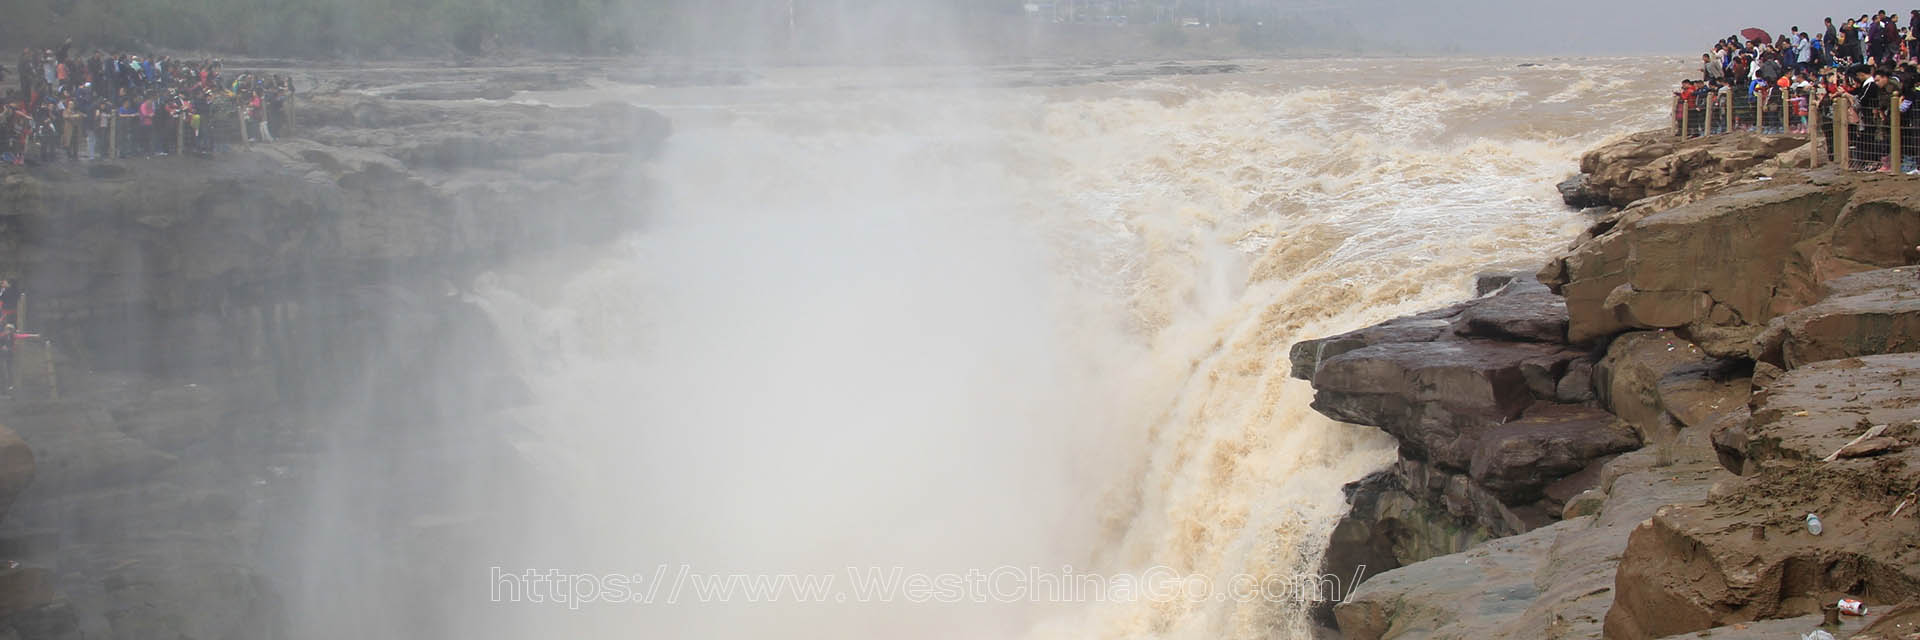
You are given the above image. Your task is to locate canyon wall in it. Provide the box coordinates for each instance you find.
[0,86,669,639]
[1300,131,1920,639]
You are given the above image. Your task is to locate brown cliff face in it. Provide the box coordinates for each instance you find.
[1299,129,1920,639]
[1539,172,1920,353]
[1570,130,1808,207]
[1607,352,1920,639]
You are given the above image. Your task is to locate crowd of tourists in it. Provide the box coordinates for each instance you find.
[1676,11,1920,171]
[1,39,294,166]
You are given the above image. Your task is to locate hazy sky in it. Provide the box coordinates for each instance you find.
[1350,0,1888,55]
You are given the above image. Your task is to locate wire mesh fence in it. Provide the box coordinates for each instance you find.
[1839,92,1907,173]
[1674,84,1913,175]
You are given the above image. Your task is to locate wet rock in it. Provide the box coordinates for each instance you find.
[1557,173,1610,209]
[1854,599,1920,639]
[1313,471,1422,628]
[1291,277,1565,380]
[1334,517,1569,640]
[1474,271,1526,296]
[1744,353,1920,465]
[1452,290,1569,343]
[1594,331,1713,442]
[1334,447,1728,640]
[1603,354,1920,639]
[1287,309,1459,381]
[1326,460,1514,561]
[1553,357,1596,403]
[1469,404,1641,504]
[1709,411,1753,475]
[1752,267,1920,369]
[1655,357,1752,432]
[1605,460,1920,638]
[1310,339,1584,470]
[1302,281,1624,606]
[1318,471,1408,578]
[1318,128,1920,640]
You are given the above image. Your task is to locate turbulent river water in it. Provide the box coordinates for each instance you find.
[441,57,1680,639]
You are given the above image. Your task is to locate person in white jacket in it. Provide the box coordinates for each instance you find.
[1794,32,1815,74]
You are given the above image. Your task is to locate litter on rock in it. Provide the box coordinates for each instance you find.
[1822,424,1891,462]
[1839,598,1867,615]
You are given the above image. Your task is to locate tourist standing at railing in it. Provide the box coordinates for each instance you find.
[59,95,78,160]
[1702,53,1724,84]
[87,100,105,161]
[138,93,157,157]
[114,99,135,158]
[1732,52,1753,94]
[1853,67,1896,170]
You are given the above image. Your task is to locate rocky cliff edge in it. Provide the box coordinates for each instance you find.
[1297,131,1920,639]
[0,78,670,639]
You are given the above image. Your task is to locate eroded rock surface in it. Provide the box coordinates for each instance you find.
[1306,128,1920,640]
[1752,267,1920,369]
[1540,172,1920,352]
[1572,130,1807,207]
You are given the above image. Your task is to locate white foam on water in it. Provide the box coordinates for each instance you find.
[453,58,1673,639]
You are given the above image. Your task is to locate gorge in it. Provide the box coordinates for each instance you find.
[1,55,1873,640]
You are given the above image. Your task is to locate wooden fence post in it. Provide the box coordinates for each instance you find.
[1725,89,1735,133]
[1782,89,1792,134]
[1891,99,1903,174]
[1675,95,1686,138]
[1705,96,1717,136]
[1834,93,1852,170]
[1811,93,1824,168]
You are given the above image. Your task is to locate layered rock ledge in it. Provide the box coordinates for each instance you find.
[1299,130,1920,639]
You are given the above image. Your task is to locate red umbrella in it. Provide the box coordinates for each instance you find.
[1740,28,1771,44]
